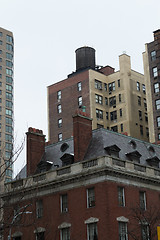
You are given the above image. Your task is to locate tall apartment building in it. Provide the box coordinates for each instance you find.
[143,29,160,144]
[48,47,148,143]
[0,27,14,184]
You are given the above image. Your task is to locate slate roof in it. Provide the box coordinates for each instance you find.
[16,128,160,179]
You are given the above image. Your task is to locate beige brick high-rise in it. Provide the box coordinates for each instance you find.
[0,27,14,185]
[48,47,148,143]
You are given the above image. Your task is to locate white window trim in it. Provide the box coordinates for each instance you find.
[85,217,99,224]
[58,222,71,229]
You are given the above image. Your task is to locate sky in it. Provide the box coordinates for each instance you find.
[0,0,160,175]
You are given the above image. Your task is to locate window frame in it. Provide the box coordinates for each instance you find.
[118,186,125,207]
[61,194,68,213]
[87,187,95,208]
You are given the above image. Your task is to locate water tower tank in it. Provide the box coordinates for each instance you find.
[75,46,96,71]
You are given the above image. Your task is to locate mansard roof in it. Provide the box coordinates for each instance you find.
[16,128,160,179]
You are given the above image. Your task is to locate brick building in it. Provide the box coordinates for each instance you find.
[2,112,160,240]
[143,29,160,144]
[48,47,149,144]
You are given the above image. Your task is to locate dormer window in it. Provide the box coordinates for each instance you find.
[60,153,74,166]
[126,150,141,163]
[146,156,159,168]
[104,144,121,158]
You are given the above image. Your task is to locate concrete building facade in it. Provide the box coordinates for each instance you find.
[143,29,160,144]
[2,113,160,240]
[48,47,148,144]
[0,27,14,184]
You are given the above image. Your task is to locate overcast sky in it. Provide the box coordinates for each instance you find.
[0,0,160,174]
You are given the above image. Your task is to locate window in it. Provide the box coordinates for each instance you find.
[118,187,125,207]
[106,112,109,120]
[118,79,120,87]
[6,35,13,43]
[157,117,160,127]
[108,82,115,92]
[0,32,2,37]
[158,134,160,140]
[154,83,159,93]
[6,52,13,60]
[58,118,62,128]
[111,125,118,132]
[6,76,13,84]
[121,124,123,132]
[119,94,122,103]
[140,125,143,135]
[6,125,12,133]
[151,50,156,61]
[142,84,146,94]
[95,79,102,90]
[87,188,95,208]
[146,127,149,138]
[139,110,142,120]
[57,104,62,113]
[0,40,2,45]
[141,224,149,240]
[58,133,62,142]
[97,123,103,129]
[6,43,13,52]
[6,109,12,116]
[5,134,12,142]
[6,92,12,100]
[120,109,122,117]
[145,113,148,122]
[87,223,98,240]
[153,67,158,78]
[77,82,82,91]
[6,60,13,68]
[57,90,61,100]
[109,96,116,106]
[6,117,12,125]
[61,228,70,240]
[144,98,147,111]
[5,142,12,150]
[0,58,2,62]
[6,84,12,92]
[118,222,128,240]
[36,200,43,218]
[155,99,160,110]
[95,94,103,105]
[137,82,140,91]
[138,96,141,106]
[96,109,103,119]
[0,50,2,54]
[104,83,107,91]
[61,194,68,213]
[78,96,82,106]
[110,111,117,121]
[139,191,146,210]
[36,232,44,240]
[6,68,13,76]
[105,97,108,105]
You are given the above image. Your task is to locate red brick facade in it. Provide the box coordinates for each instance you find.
[48,70,90,143]
[3,179,160,240]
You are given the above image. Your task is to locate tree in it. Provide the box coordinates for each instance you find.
[128,204,160,240]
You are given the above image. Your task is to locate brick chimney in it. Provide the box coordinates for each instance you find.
[26,127,45,176]
[73,110,92,162]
